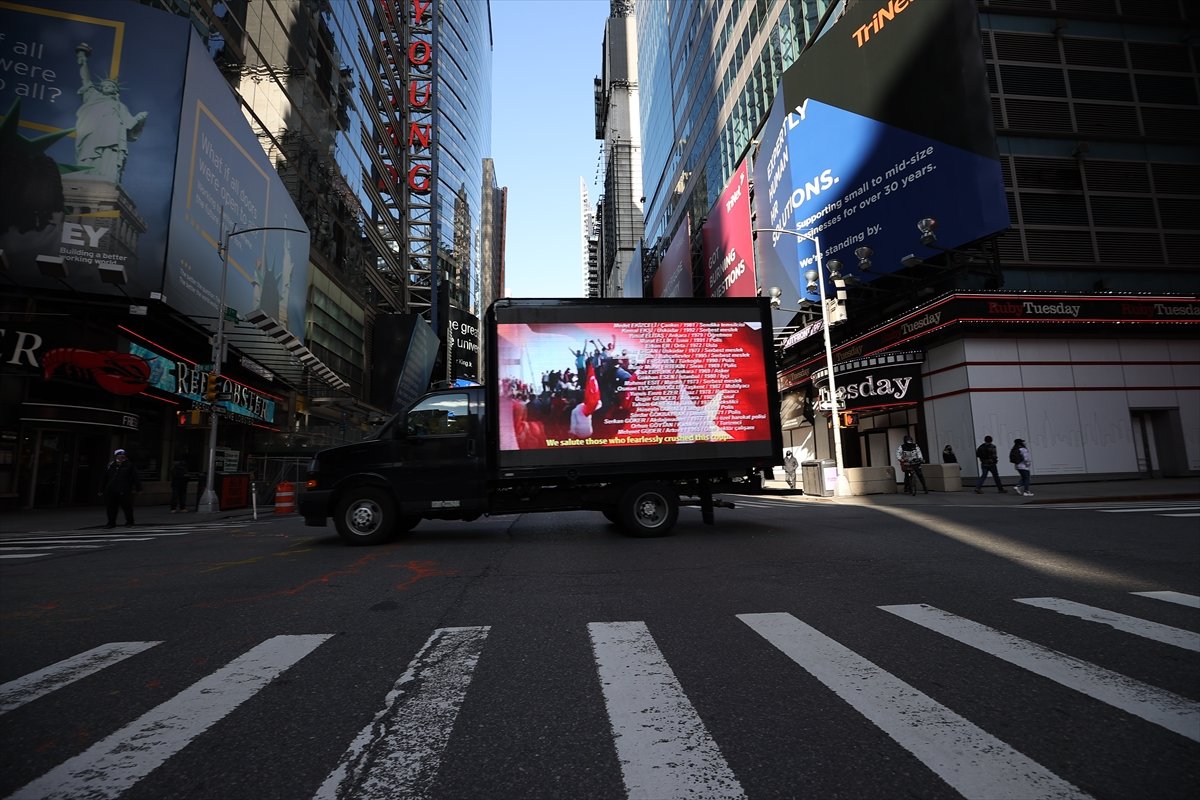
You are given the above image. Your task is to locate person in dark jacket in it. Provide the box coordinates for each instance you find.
[973,435,1006,494]
[942,445,958,464]
[100,448,142,527]
[170,456,190,513]
[896,435,929,494]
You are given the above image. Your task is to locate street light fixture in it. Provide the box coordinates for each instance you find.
[198,210,308,513]
[754,226,850,496]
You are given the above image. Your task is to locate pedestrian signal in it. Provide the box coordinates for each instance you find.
[841,412,858,427]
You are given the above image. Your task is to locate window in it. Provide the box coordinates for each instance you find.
[406,393,471,437]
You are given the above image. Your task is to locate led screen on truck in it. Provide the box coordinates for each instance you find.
[490,300,780,471]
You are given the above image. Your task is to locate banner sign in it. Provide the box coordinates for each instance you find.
[753,0,1007,311]
[0,0,188,295]
[447,306,480,382]
[702,160,756,298]
[652,214,693,298]
[811,353,924,412]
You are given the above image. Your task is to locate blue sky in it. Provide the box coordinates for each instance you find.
[490,0,611,298]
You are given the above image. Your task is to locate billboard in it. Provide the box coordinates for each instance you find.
[490,299,778,470]
[752,0,1007,309]
[651,214,693,298]
[371,313,438,413]
[164,26,310,339]
[447,306,479,382]
[701,160,756,298]
[0,0,188,294]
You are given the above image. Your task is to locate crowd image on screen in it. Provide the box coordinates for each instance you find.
[501,336,640,449]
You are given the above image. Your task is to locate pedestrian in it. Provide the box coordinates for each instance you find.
[896,435,930,495]
[783,450,798,490]
[100,448,142,528]
[973,435,1007,494]
[1011,438,1034,496]
[942,444,958,464]
[170,455,190,513]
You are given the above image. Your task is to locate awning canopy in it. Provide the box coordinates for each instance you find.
[219,309,350,392]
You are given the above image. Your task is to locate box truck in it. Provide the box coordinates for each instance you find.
[299,298,782,543]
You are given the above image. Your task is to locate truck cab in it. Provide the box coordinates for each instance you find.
[299,386,488,543]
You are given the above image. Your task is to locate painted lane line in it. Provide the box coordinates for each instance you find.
[1015,597,1200,652]
[1096,506,1200,513]
[9,634,331,800]
[0,538,155,544]
[0,642,162,715]
[1160,513,1200,517]
[314,626,490,800]
[0,554,49,560]
[739,612,1088,800]
[1132,591,1200,609]
[0,545,105,550]
[880,604,1200,743]
[588,621,745,800]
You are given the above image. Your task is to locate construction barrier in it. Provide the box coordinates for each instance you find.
[274,481,296,514]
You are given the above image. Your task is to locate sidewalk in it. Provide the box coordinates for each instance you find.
[2,478,1198,536]
[760,475,1200,507]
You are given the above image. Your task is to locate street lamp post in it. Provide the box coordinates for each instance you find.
[198,210,308,513]
[754,226,850,496]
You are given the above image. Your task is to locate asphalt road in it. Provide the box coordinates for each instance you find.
[2,497,1198,799]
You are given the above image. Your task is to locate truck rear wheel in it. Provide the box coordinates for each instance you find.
[334,487,397,545]
[619,482,678,537]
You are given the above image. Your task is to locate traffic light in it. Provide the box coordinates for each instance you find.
[205,373,219,403]
[841,411,858,427]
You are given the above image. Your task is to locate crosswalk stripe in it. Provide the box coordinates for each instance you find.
[314,626,490,800]
[880,604,1200,742]
[1161,513,1200,517]
[9,634,331,800]
[1132,591,1200,608]
[739,612,1089,800]
[0,553,48,560]
[0,642,162,715]
[588,621,745,800]
[1014,597,1200,652]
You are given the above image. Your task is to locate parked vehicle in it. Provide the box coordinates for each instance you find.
[299,298,782,543]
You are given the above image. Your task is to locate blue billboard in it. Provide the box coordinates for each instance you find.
[0,0,188,294]
[753,0,1008,310]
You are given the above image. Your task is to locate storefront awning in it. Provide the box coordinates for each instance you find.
[220,309,350,393]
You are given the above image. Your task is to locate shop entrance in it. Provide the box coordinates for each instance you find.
[23,429,107,508]
[1130,408,1187,478]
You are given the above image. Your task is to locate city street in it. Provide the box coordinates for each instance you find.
[2,494,1198,799]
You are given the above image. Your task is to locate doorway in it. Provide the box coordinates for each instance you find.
[1130,409,1187,478]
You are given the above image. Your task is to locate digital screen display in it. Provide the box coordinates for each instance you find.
[491,300,778,471]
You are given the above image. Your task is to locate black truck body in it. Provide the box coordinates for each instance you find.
[299,298,783,543]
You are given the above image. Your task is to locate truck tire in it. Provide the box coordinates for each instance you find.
[619,482,678,537]
[334,487,397,545]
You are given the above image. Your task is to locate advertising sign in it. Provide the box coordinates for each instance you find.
[129,341,277,424]
[702,160,756,299]
[812,355,924,413]
[164,34,310,339]
[0,0,188,295]
[447,306,480,382]
[491,300,777,469]
[752,0,1007,308]
[652,214,693,298]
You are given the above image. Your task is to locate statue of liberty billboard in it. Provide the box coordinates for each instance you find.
[73,42,148,185]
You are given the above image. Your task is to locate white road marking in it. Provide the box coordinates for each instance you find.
[588,621,744,800]
[1096,506,1200,513]
[739,612,1089,800]
[0,553,49,560]
[880,604,1200,742]
[1160,513,1200,517]
[1,538,154,544]
[1015,597,1200,651]
[314,626,490,800]
[9,634,331,800]
[1132,591,1200,608]
[0,642,162,715]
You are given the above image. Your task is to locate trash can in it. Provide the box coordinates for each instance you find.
[801,460,836,497]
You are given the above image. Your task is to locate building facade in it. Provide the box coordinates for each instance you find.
[625,0,1199,483]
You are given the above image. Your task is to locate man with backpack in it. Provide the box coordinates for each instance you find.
[973,435,1007,494]
[1011,438,1033,496]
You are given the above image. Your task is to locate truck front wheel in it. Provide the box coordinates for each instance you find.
[335,487,397,545]
[619,482,678,537]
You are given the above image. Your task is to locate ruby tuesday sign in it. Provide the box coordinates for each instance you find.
[813,354,924,412]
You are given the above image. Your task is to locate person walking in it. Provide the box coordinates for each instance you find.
[896,435,929,495]
[783,450,798,490]
[170,456,190,513]
[100,448,142,528]
[973,435,1007,494]
[1011,438,1034,496]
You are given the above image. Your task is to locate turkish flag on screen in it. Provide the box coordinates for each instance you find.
[583,362,600,416]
